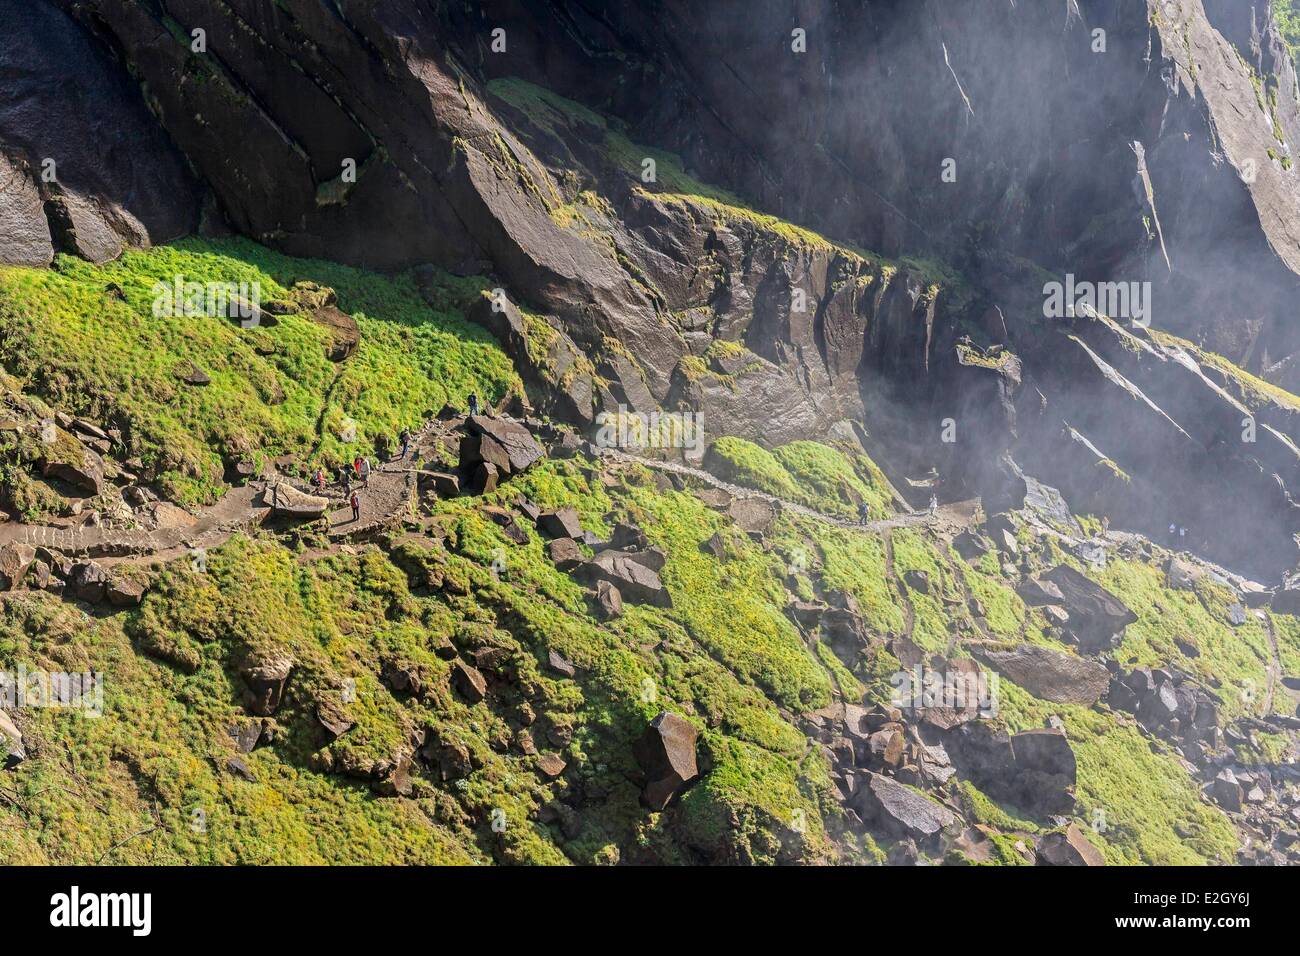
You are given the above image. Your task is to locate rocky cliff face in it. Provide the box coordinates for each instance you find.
[5,0,1300,580]
[0,0,198,264]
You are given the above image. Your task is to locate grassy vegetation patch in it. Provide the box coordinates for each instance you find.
[627,483,831,711]
[1094,560,1272,719]
[0,238,518,504]
[707,435,893,519]
[997,681,1237,865]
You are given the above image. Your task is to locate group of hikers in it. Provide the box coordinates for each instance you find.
[312,455,371,522]
[300,392,485,526]
[309,424,423,524]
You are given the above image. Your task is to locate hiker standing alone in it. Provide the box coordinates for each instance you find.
[350,490,361,523]
[399,428,412,459]
[468,392,480,417]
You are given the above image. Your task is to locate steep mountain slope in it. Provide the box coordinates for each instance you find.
[1,1,1299,867]
[4,0,1298,582]
[0,218,1294,868]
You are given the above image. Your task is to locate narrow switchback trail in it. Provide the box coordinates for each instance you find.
[0,415,969,577]
[596,447,975,534]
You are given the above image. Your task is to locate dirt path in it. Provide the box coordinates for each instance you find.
[598,447,976,534]
[0,484,271,562]
[300,417,455,539]
[1,416,967,576]
[0,418,456,569]
[322,460,416,538]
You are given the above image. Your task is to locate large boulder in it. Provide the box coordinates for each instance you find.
[728,497,776,534]
[1009,728,1077,816]
[594,580,624,620]
[1164,556,1204,591]
[419,470,460,498]
[820,607,873,669]
[473,462,499,494]
[946,722,1016,787]
[977,644,1110,706]
[607,521,649,551]
[537,506,583,539]
[633,711,699,810]
[908,656,987,731]
[241,654,293,716]
[1035,823,1105,866]
[0,709,24,769]
[67,561,110,603]
[1040,565,1136,651]
[420,729,474,782]
[947,723,1076,817]
[1209,769,1244,812]
[105,575,146,607]
[0,543,36,589]
[459,432,512,476]
[1270,587,1300,615]
[315,700,355,740]
[463,416,544,476]
[546,537,583,571]
[310,303,360,362]
[573,550,672,607]
[228,720,265,754]
[1015,577,1065,607]
[264,483,329,518]
[852,771,956,845]
[952,531,992,562]
[451,661,487,704]
[0,151,53,266]
[40,428,104,495]
[621,547,667,573]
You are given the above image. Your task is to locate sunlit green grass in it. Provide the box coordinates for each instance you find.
[0,237,518,504]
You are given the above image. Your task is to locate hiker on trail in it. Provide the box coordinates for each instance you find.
[353,455,363,478]
[399,428,412,459]
[1101,516,1110,533]
[350,491,361,523]
[340,467,351,494]
[468,392,480,417]
[928,494,939,516]
[314,467,327,492]
[858,501,871,526]
[359,456,372,489]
